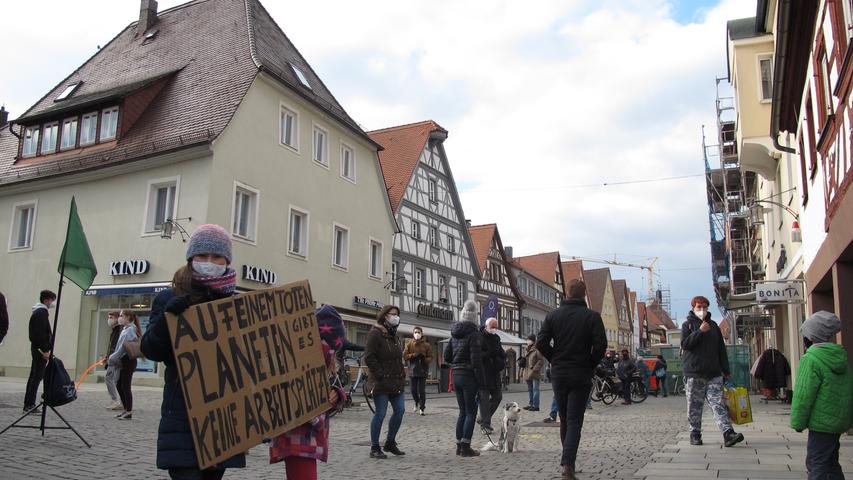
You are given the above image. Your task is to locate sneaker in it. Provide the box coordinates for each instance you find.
[723,429,744,447]
[419,408,425,416]
[543,417,556,423]
[117,411,132,420]
[382,441,405,456]
[413,405,419,413]
[108,402,124,410]
[369,446,387,459]
[115,411,127,418]
[690,432,703,445]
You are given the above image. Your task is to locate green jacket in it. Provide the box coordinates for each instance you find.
[790,343,853,434]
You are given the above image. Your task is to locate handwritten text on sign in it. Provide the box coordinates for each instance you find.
[166,280,330,469]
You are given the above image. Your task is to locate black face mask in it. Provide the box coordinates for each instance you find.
[803,337,813,350]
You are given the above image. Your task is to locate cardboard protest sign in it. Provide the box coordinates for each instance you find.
[166,280,330,469]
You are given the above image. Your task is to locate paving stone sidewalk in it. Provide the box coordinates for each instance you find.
[634,398,853,479]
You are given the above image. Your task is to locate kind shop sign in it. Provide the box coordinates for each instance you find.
[166,280,330,469]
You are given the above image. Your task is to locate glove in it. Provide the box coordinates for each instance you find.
[165,295,191,315]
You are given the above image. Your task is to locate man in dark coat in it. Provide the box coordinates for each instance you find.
[478,317,506,433]
[23,290,56,413]
[537,279,607,480]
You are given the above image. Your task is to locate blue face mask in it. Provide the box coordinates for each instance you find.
[192,261,226,277]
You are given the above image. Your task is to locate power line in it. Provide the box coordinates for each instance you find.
[462,173,704,193]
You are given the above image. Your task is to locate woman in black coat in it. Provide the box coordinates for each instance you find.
[444,300,484,457]
[141,225,245,480]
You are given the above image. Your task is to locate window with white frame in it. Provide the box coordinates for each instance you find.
[428,178,437,203]
[60,117,78,150]
[447,234,455,253]
[288,208,309,257]
[341,143,355,182]
[280,106,298,149]
[22,126,40,157]
[391,261,400,292]
[312,125,328,166]
[9,201,37,250]
[369,239,383,279]
[758,55,773,102]
[41,122,58,154]
[415,268,425,297]
[458,281,466,306]
[232,185,258,241]
[144,178,178,234]
[439,275,448,302]
[429,225,439,248]
[100,106,119,140]
[80,112,98,146]
[332,224,349,268]
[411,220,421,240]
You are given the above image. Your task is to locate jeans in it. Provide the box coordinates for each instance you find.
[657,374,667,396]
[370,392,404,446]
[105,364,120,402]
[806,430,844,479]
[552,376,593,468]
[24,349,47,408]
[452,370,478,443]
[526,378,540,408]
[411,377,426,410]
[168,468,225,480]
[478,386,502,428]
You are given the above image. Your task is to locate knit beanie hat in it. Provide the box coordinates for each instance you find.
[460,300,479,323]
[186,224,232,263]
[316,304,346,350]
[801,310,842,343]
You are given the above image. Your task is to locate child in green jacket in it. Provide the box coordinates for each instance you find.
[791,311,853,479]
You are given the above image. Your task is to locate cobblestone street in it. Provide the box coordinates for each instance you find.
[0,379,687,480]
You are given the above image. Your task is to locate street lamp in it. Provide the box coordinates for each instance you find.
[160,217,192,242]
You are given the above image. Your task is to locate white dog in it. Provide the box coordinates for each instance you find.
[481,402,522,452]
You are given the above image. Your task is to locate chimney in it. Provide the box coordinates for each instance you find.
[505,246,513,259]
[138,0,158,36]
[0,106,8,128]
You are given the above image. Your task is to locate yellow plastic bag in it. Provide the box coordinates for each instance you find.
[724,385,753,425]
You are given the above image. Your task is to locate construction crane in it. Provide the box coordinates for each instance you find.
[564,255,659,302]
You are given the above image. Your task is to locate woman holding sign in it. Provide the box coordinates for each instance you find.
[364,305,407,459]
[141,224,246,480]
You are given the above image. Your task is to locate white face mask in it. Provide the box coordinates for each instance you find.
[193,261,227,277]
[107,317,117,328]
[694,308,708,319]
[413,333,422,340]
[386,315,400,327]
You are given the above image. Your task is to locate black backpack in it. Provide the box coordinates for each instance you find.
[517,355,527,369]
[43,356,77,407]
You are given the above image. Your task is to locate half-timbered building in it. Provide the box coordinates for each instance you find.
[468,224,523,336]
[369,121,480,363]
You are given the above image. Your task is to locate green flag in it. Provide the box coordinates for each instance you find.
[58,197,97,290]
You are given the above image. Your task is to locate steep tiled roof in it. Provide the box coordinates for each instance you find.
[468,224,496,272]
[1,0,372,186]
[583,268,610,313]
[637,301,647,332]
[612,279,627,311]
[514,251,560,287]
[560,260,584,297]
[646,302,677,330]
[368,120,446,213]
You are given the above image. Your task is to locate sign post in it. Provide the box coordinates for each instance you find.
[166,280,330,469]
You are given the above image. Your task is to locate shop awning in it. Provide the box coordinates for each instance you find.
[493,329,527,346]
[339,312,378,327]
[85,282,171,296]
[398,323,451,340]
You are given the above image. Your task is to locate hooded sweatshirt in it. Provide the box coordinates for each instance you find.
[790,343,853,434]
[28,303,51,352]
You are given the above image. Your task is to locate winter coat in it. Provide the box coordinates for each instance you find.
[443,321,485,387]
[363,324,406,395]
[616,358,637,381]
[403,337,434,378]
[479,328,506,390]
[109,324,139,365]
[0,292,8,344]
[523,346,544,381]
[680,311,730,379]
[790,343,853,434]
[140,285,246,470]
[270,341,346,464]
[536,298,607,383]
[754,348,791,389]
[106,325,122,358]
[28,304,51,353]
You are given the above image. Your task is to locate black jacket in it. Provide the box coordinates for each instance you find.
[141,285,245,470]
[106,325,122,357]
[617,358,636,380]
[680,311,730,379]
[479,327,506,389]
[0,292,8,344]
[28,305,51,352]
[536,298,607,382]
[754,348,791,389]
[443,321,484,386]
[364,324,406,395]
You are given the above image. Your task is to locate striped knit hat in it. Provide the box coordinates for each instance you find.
[186,224,232,263]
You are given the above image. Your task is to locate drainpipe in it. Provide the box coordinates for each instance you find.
[770,0,797,155]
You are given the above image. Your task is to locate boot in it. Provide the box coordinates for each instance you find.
[456,442,462,456]
[459,443,480,457]
[690,432,703,445]
[723,429,744,447]
[383,441,406,456]
[369,445,387,459]
[561,464,577,480]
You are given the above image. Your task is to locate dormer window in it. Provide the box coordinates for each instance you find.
[60,118,78,151]
[41,122,59,154]
[18,105,121,159]
[22,127,40,157]
[55,82,81,101]
[290,64,311,89]
[80,112,98,146]
[100,106,119,141]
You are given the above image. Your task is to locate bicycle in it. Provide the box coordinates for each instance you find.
[334,354,374,413]
[591,373,618,405]
[630,376,648,403]
[671,374,686,396]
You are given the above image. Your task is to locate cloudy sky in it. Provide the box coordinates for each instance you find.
[1,0,757,322]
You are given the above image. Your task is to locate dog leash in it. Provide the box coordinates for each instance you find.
[481,425,500,448]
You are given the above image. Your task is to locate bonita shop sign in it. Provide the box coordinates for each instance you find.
[756,281,805,304]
